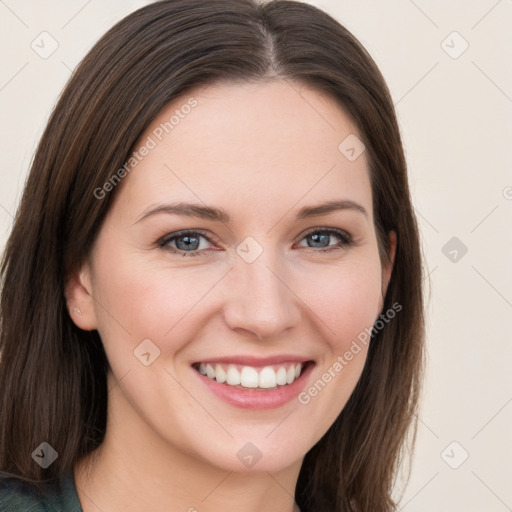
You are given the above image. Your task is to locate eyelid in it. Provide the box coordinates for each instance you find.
[158,226,355,256]
[158,229,219,251]
[295,226,354,246]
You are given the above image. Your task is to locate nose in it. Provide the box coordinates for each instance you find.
[222,252,302,340]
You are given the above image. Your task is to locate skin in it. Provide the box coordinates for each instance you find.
[67,79,396,512]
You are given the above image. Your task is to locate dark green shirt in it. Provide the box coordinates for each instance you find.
[0,472,81,511]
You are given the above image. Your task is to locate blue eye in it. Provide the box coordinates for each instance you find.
[297,229,353,252]
[159,230,214,256]
[159,228,354,257]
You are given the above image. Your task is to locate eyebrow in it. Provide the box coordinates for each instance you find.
[296,200,367,219]
[135,202,230,224]
[135,199,367,224]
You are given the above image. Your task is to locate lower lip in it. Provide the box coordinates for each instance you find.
[194,363,314,410]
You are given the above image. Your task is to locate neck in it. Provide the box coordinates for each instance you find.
[74,376,302,512]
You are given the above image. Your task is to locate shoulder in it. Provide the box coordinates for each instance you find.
[0,473,82,512]
[0,476,47,511]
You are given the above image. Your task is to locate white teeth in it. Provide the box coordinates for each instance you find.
[215,364,226,383]
[197,362,305,389]
[206,363,215,379]
[259,366,277,388]
[276,367,287,385]
[240,366,259,388]
[226,365,241,385]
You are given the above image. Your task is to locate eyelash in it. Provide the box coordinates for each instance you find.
[158,228,355,257]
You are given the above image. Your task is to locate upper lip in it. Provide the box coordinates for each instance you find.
[192,355,314,366]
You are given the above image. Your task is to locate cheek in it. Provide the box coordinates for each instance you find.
[299,257,383,348]
[90,248,224,358]
[291,258,382,441]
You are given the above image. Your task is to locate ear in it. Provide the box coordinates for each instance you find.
[64,262,98,331]
[381,230,397,299]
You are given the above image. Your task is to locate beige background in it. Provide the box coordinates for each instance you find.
[1,1,511,510]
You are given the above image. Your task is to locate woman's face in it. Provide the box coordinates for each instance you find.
[70,79,394,474]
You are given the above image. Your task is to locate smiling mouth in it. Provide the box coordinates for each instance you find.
[192,361,314,390]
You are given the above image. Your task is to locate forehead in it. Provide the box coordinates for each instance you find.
[115,79,372,223]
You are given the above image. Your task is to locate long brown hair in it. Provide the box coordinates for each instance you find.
[0,1,424,510]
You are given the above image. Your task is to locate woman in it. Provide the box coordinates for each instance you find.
[0,0,424,510]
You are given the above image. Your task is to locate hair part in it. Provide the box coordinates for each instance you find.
[0,1,424,510]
